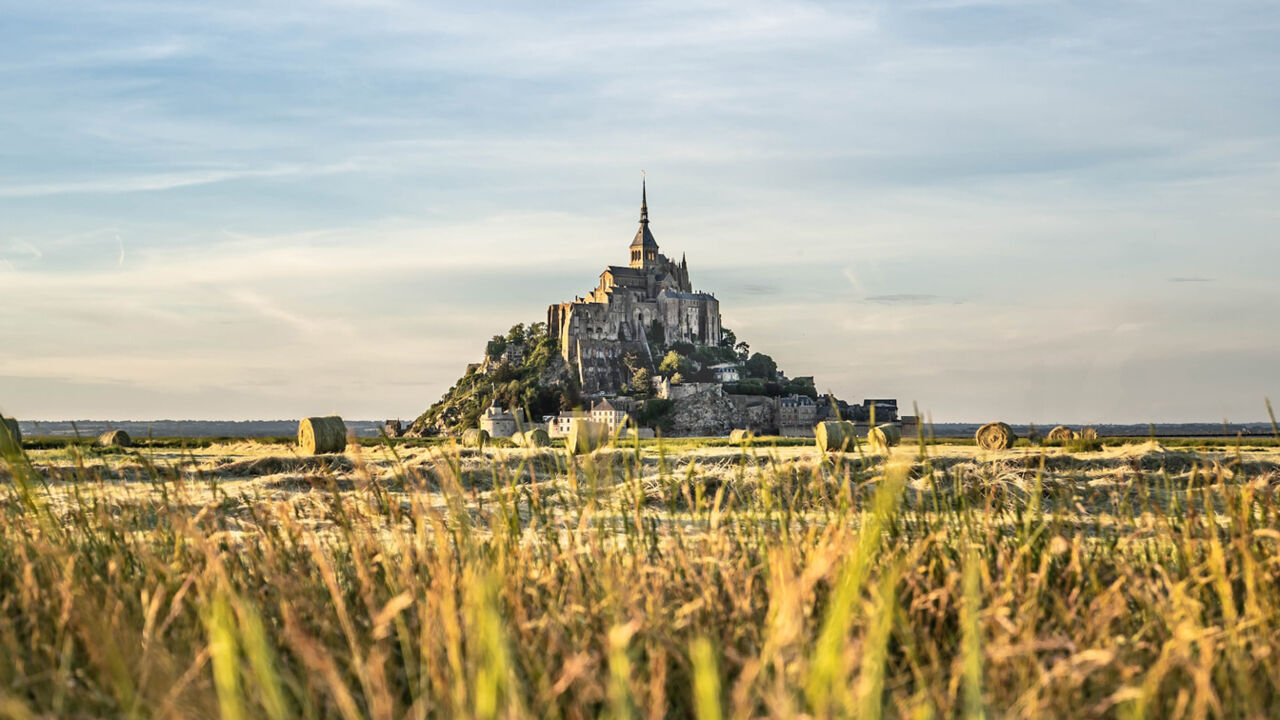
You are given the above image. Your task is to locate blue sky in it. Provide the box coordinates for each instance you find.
[1,0,1277,422]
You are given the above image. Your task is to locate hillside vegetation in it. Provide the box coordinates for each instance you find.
[413,323,815,435]
[411,322,579,435]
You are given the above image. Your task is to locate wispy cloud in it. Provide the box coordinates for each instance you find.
[0,162,361,198]
[865,294,948,305]
[1,0,1278,421]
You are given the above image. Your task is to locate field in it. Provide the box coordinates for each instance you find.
[3,434,1280,719]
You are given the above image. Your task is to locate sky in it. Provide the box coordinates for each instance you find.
[1,0,1278,423]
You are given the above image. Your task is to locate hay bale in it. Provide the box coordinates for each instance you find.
[298,416,347,455]
[567,419,611,455]
[461,428,490,449]
[815,421,859,453]
[1078,427,1098,441]
[975,422,1016,451]
[1047,426,1077,443]
[512,428,551,448]
[729,428,753,442]
[0,417,21,455]
[867,424,901,452]
[97,429,132,448]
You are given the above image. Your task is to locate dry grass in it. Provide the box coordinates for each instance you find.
[2,435,1280,718]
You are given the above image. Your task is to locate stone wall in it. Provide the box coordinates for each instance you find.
[725,394,778,434]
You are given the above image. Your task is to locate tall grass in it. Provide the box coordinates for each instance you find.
[2,434,1280,718]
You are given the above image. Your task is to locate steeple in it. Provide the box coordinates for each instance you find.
[629,173,659,269]
[640,176,649,225]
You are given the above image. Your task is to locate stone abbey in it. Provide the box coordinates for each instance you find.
[547,181,723,395]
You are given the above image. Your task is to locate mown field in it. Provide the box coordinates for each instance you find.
[2,434,1279,719]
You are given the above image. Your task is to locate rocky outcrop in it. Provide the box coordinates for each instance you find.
[668,385,737,437]
[727,394,778,434]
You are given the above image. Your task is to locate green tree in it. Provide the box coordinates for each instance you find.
[784,376,818,399]
[720,328,737,350]
[622,351,646,375]
[647,320,665,348]
[486,335,508,359]
[631,368,654,396]
[734,341,750,362]
[635,398,675,432]
[506,323,526,344]
[658,351,691,378]
[745,352,777,380]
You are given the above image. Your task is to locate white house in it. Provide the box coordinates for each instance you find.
[708,362,743,383]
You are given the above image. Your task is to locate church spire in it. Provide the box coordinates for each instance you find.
[640,172,649,225]
[629,172,659,269]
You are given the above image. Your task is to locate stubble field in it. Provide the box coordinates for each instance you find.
[2,434,1279,718]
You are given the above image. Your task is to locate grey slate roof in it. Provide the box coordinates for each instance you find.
[630,224,659,250]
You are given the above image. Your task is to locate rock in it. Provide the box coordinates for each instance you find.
[668,385,737,436]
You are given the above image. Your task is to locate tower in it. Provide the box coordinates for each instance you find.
[629,177,660,270]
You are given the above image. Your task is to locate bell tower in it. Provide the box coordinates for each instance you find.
[629,175,659,270]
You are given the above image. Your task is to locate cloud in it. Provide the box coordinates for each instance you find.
[0,162,361,199]
[864,294,948,304]
[1,0,1278,422]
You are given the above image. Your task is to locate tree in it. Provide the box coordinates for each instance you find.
[486,335,508,359]
[622,351,646,375]
[647,320,665,348]
[658,351,691,378]
[720,328,737,351]
[506,323,526,345]
[635,398,675,433]
[631,368,654,396]
[559,385,582,411]
[734,341,750,362]
[784,376,817,399]
[745,352,777,380]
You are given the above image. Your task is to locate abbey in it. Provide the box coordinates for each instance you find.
[547,181,723,395]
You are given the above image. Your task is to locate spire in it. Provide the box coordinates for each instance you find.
[630,172,659,268]
[640,172,649,225]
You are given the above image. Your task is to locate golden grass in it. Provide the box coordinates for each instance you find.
[1,436,1280,718]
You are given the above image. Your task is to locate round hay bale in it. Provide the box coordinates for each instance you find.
[513,428,551,448]
[298,416,347,455]
[1047,426,1077,443]
[867,424,901,452]
[729,428,752,443]
[1078,427,1098,441]
[815,421,859,453]
[567,419,611,455]
[0,417,21,455]
[461,428,490,449]
[975,422,1016,451]
[97,429,132,448]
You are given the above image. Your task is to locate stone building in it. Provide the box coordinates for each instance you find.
[548,397,635,436]
[777,394,818,436]
[589,398,631,432]
[479,402,526,438]
[547,180,723,395]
